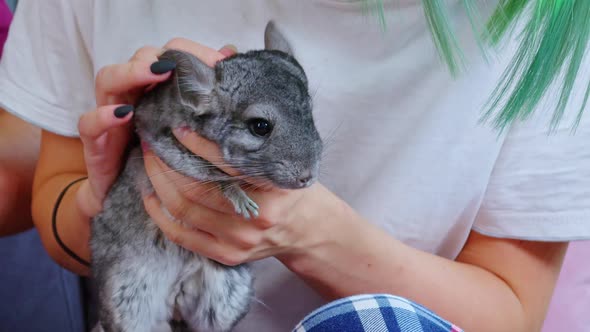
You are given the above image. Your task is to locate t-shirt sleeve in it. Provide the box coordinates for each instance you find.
[473,103,590,241]
[0,0,94,137]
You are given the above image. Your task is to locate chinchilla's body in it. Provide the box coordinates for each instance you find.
[90,22,322,332]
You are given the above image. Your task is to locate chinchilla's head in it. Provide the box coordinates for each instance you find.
[136,21,322,189]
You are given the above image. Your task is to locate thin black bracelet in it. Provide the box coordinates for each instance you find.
[51,176,91,267]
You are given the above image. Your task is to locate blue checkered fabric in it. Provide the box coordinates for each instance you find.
[293,294,462,332]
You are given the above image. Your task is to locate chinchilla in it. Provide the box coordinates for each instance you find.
[90,21,323,332]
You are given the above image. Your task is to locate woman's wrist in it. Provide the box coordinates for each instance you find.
[52,176,90,267]
[76,178,105,220]
[276,183,363,278]
[33,173,93,275]
[275,183,413,299]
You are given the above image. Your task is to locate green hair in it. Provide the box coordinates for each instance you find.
[365,0,590,131]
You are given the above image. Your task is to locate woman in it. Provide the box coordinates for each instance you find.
[0,1,588,331]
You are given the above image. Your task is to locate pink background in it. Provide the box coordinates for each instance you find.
[543,241,590,331]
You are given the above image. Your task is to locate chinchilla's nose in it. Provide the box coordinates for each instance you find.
[296,170,313,188]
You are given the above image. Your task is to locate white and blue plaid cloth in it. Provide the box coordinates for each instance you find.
[293,294,463,332]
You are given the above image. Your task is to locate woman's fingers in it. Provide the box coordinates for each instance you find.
[78,105,134,173]
[78,104,133,141]
[164,38,227,67]
[144,194,249,266]
[143,193,219,250]
[129,45,163,62]
[172,128,240,177]
[142,188,261,251]
[78,105,133,206]
[79,41,237,219]
[95,42,236,106]
[95,59,173,105]
[142,147,236,214]
[218,44,238,57]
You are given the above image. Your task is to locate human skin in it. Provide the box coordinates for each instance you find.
[0,109,40,236]
[31,39,567,332]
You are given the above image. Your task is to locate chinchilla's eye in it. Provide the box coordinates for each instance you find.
[248,118,273,137]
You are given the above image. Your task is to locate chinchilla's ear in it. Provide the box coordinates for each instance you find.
[264,21,293,55]
[158,49,215,114]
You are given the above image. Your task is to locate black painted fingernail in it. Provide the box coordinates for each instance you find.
[150,60,176,74]
[114,105,134,118]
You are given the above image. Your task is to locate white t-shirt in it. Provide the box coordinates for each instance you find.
[1,1,589,330]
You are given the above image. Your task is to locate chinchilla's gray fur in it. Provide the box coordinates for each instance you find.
[90,21,322,332]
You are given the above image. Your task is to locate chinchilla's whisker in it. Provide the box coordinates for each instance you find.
[138,179,198,198]
[176,184,226,204]
[176,178,219,189]
[225,173,268,181]
[146,168,189,180]
[310,83,321,101]
[251,296,272,312]
[136,172,190,187]
[319,121,342,160]
[320,144,335,161]
[241,183,255,192]
[179,163,272,172]
[322,120,343,144]
[165,184,206,198]
[196,185,242,207]
[128,155,163,161]
[151,162,251,171]
[178,183,222,201]
[132,152,272,168]
[142,167,274,189]
[319,149,339,170]
[321,135,338,150]
[145,164,236,181]
[243,183,262,192]
[196,186,223,197]
[246,179,274,192]
[243,171,273,177]
[241,182,265,192]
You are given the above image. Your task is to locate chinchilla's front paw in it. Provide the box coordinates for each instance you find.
[221,183,259,219]
[90,323,104,332]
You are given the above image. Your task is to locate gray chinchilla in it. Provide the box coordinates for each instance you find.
[90,21,323,332]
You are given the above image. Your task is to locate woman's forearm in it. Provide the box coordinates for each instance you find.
[32,173,91,275]
[0,109,40,235]
[32,130,94,275]
[282,224,521,331]
[278,185,564,332]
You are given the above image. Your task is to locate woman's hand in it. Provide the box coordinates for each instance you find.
[77,39,233,219]
[72,34,331,269]
[32,39,238,275]
[141,128,335,265]
[131,40,344,267]
[47,37,564,332]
